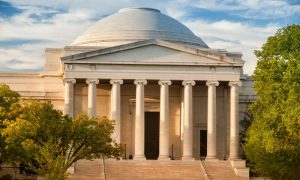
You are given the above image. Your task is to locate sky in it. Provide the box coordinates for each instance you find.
[0,0,299,75]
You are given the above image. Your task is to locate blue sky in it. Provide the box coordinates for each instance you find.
[0,0,299,74]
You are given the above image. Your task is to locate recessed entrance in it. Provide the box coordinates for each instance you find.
[200,130,207,157]
[144,112,160,160]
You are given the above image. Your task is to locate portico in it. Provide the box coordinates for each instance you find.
[63,78,241,160]
[57,7,246,161]
[62,40,243,160]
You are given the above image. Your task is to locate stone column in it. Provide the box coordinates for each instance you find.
[134,79,147,160]
[158,80,172,160]
[86,79,99,117]
[64,78,76,117]
[229,81,242,159]
[110,79,123,143]
[206,80,219,159]
[182,80,195,160]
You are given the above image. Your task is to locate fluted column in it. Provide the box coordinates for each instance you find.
[229,81,242,159]
[158,80,172,160]
[64,78,76,117]
[182,80,195,160]
[134,79,147,160]
[110,79,123,143]
[206,80,219,159]
[86,79,99,117]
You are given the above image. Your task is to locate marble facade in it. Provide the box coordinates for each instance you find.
[0,8,257,162]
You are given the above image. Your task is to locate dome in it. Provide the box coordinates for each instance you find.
[71,8,208,48]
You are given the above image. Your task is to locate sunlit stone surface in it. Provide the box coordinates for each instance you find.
[0,7,254,178]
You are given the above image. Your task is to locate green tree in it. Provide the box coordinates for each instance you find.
[2,100,122,180]
[0,83,21,164]
[240,111,253,147]
[243,25,300,179]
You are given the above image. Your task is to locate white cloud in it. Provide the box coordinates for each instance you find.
[0,44,44,70]
[196,0,247,11]
[195,0,300,19]
[165,7,187,19]
[0,5,98,71]
[0,8,95,43]
[0,0,292,74]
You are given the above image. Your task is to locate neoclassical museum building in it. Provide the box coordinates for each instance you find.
[0,8,255,164]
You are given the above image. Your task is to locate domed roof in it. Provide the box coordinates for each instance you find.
[71,8,208,48]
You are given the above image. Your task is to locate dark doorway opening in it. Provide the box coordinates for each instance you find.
[200,130,207,157]
[144,112,160,160]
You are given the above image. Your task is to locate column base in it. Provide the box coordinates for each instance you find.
[181,156,195,161]
[133,155,146,160]
[205,156,218,162]
[230,159,246,167]
[228,156,240,160]
[158,155,170,160]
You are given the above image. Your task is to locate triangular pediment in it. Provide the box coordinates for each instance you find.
[61,39,244,66]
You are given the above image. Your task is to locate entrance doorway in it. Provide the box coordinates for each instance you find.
[144,112,159,160]
[200,130,207,157]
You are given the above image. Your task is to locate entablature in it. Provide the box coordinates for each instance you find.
[63,64,241,82]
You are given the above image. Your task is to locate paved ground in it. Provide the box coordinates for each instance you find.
[68,159,249,180]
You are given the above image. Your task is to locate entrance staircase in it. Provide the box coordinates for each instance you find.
[104,159,206,179]
[68,159,249,180]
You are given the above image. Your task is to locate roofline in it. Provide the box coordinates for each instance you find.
[61,39,245,65]
[61,61,244,67]
[0,72,41,77]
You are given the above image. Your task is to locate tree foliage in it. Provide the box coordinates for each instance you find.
[0,83,21,164]
[1,91,121,179]
[243,25,300,179]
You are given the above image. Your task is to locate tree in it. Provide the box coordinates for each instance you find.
[243,25,300,179]
[2,100,122,180]
[240,111,253,147]
[0,83,21,164]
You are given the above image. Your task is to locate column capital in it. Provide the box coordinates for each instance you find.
[110,79,123,85]
[64,78,76,84]
[86,79,99,84]
[158,80,172,86]
[229,81,242,87]
[206,80,219,86]
[134,79,147,85]
[182,80,195,86]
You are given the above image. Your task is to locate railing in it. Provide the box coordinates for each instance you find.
[124,144,127,159]
[171,144,175,160]
[200,160,211,180]
[102,157,107,180]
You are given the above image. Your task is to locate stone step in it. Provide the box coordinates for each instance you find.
[104,159,207,179]
[234,167,250,178]
[68,158,251,179]
[68,159,104,180]
[231,159,246,168]
[230,159,250,178]
[68,176,104,180]
[204,160,249,180]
